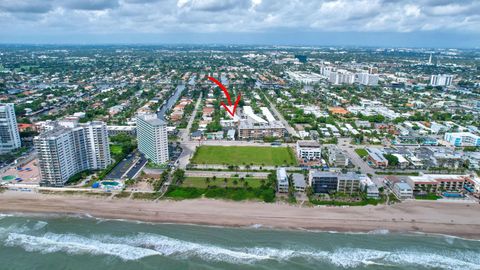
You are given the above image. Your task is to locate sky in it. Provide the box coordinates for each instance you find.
[0,0,479,47]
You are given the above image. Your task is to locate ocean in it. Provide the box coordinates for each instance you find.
[0,214,479,270]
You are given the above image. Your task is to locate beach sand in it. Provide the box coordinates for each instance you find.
[1,191,480,238]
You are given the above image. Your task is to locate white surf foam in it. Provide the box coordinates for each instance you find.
[385,250,480,270]
[3,229,480,269]
[5,232,160,260]
[109,233,270,263]
[32,221,48,230]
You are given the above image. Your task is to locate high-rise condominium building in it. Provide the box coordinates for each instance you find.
[430,74,454,87]
[34,121,111,187]
[329,70,355,85]
[136,114,168,164]
[0,103,21,154]
[356,73,379,86]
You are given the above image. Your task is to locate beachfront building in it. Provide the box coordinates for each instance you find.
[464,177,480,195]
[310,171,338,194]
[292,173,306,192]
[276,167,289,193]
[444,132,480,147]
[337,172,361,194]
[407,174,468,193]
[360,175,379,198]
[0,103,21,154]
[34,121,111,187]
[309,171,361,194]
[296,140,321,161]
[393,182,413,200]
[136,114,169,165]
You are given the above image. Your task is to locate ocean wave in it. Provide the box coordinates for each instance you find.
[32,221,48,230]
[248,224,263,229]
[5,233,160,260]
[0,213,14,219]
[2,230,480,269]
[367,229,390,235]
[385,250,480,270]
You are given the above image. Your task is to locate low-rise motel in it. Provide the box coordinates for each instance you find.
[406,174,471,193]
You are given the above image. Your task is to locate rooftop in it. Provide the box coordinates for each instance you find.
[297,140,320,148]
[395,182,412,190]
[292,173,306,188]
[137,114,165,126]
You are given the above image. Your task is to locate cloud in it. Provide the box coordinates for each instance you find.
[0,0,53,14]
[0,0,479,44]
[177,0,250,12]
[63,0,120,10]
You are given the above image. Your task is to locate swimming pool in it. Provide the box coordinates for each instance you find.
[1,175,16,181]
[99,180,123,190]
[101,181,120,186]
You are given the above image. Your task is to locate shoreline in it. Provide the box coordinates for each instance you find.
[1,191,480,239]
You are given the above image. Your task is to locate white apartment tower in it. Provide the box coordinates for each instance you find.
[356,73,379,86]
[0,103,21,153]
[329,70,355,85]
[34,121,111,187]
[430,74,453,87]
[136,114,169,164]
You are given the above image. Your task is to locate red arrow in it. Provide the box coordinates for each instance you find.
[207,76,241,117]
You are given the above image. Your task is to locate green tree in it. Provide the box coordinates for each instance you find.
[384,154,399,166]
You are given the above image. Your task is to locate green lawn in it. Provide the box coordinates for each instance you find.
[354,148,368,158]
[182,177,263,189]
[415,193,441,200]
[165,186,275,202]
[191,146,297,166]
[110,145,123,155]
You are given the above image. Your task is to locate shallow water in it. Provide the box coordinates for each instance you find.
[1,213,479,270]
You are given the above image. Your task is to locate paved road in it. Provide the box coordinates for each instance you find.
[177,93,203,169]
[181,92,202,142]
[337,137,375,175]
[263,94,298,137]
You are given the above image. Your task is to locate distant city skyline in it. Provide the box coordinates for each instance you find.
[0,0,479,47]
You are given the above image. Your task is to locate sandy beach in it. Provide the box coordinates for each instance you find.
[1,191,480,239]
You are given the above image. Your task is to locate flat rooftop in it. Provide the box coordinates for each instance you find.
[297,140,320,148]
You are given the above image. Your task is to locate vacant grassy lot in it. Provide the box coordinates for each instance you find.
[355,148,368,158]
[182,177,263,189]
[191,146,297,166]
